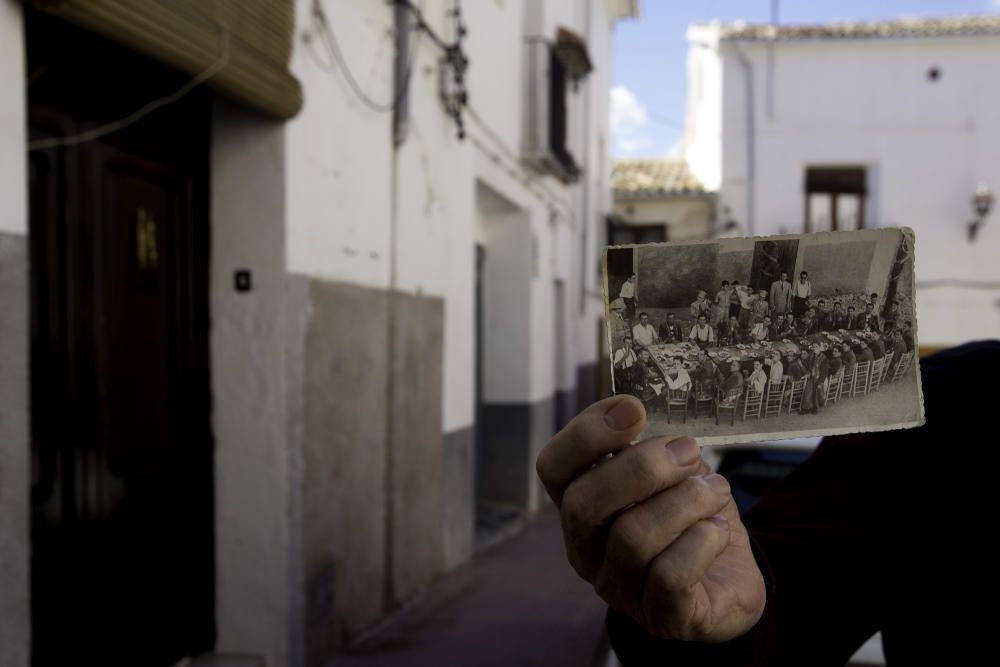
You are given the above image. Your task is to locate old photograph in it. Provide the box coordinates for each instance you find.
[604,228,924,445]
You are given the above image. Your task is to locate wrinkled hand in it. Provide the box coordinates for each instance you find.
[536,395,766,642]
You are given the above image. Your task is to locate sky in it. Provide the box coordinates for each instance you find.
[611,0,1000,157]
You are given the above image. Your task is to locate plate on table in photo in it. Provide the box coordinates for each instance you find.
[602,228,924,446]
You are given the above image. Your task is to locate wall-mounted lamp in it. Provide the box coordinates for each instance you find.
[969,183,994,241]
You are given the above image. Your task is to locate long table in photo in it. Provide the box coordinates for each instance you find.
[646,329,873,380]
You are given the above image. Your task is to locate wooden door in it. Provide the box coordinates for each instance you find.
[28,12,213,667]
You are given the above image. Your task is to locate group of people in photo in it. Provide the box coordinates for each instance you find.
[609,269,916,422]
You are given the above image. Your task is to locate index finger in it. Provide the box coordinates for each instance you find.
[536,395,646,506]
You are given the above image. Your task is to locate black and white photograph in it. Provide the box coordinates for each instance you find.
[604,228,924,445]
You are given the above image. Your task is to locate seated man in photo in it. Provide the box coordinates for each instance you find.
[777,312,799,339]
[631,348,666,405]
[658,312,684,344]
[632,312,659,348]
[797,307,819,336]
[612,335,638,393]
[694,349,723,400]
[719,360,744,406]
[664,356,693,392]
[828,346,844,379]
[856,341,875,366]
[840,342,857,377]
[717,315,743,347]
[901,320,915,352]
[784,351,807,381]
[861,303,881,333]
[829,301,849,331]
[815,299,832,331]
[765,351,784,387]
[870,332,886,360]
[890,329,908,374]
[689,314,717,350]
[883,299,901,334]
[747,359,768,395]
[748,316,771,343]
[846,305,861,330]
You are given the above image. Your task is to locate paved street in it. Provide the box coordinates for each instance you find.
[330,507,610,667]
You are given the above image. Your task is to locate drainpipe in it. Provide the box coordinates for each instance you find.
[579,2,592,314]
[733,41,755,237]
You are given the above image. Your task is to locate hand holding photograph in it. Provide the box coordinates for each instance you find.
[603,228,924,445]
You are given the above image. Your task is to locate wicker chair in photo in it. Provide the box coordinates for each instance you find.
[666,387,691,424]
[826,368,845,405]
[879,351,895,385]
[784,377,808,414]
[693,382,715,419]
[716,385,741,426]
[852,360,872,397]
[742,384,764,421]
[891,351,914,383]
[868,357,886,394]
[764,379,786,418]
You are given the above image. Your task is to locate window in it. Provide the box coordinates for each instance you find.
[607,219,667,245]
[804,167,866,232]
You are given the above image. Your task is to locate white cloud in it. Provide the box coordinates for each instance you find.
[610,85,653,156]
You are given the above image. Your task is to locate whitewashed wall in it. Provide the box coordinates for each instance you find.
[685,28,1000,345]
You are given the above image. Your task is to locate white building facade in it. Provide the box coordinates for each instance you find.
[684,16,1000,347]
[0,1,636,666]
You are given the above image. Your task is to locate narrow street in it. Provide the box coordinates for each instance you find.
[331,507,611,667]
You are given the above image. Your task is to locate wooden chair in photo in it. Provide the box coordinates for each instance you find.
[665,387,690,424]
[852,360,872,397]
[879,351,895,386]
[868,357,886,394]
[826,368,845,405]
[891,351,914,383]
[692,382,715,419]
[784,377,808,414]
[742,384,764,421]
[716,385,741,426]
[839,365,856,399]
[764,379,785,418]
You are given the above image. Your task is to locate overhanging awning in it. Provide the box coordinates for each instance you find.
[32,0,303,119]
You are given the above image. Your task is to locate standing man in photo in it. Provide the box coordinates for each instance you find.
[769,271,793,318]
[793,271,812,317]
[619,273,637,322]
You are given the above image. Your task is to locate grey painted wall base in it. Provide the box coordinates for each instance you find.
[293,278,447,666]
[442,426,474,570]
[478,398,554,512]
[0,232,29,667]
[554,389,577,433]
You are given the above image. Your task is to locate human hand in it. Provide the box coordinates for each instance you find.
[535,395,766,642]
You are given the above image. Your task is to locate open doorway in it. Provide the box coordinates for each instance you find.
[27,13,214,667]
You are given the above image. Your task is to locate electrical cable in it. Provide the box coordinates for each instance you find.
[28,26,230,152]
[312,0,420,113]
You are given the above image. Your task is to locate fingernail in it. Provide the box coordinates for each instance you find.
[604,398,642,431]
[709,514,730,531]
[665,437,700,466]
[702,473,731,496]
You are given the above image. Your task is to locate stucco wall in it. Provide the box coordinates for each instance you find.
[210,100,292,667]
[696,32,1000,345]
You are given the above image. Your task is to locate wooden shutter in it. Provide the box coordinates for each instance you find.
[32,0,303,119]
